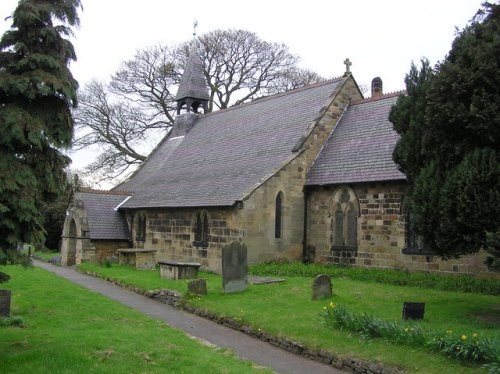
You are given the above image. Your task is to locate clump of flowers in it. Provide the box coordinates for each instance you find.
[427,330,499,365]
[321,302,499,370]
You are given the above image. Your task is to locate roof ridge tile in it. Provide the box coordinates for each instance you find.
[78,188,133,196]
[200,77,345,118]
[351,90,405,105]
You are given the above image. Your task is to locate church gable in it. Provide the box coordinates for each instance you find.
[60,189,132,266]
[78,190,131,240]
[306,93,406,186]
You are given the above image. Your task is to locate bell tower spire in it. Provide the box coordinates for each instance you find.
[175,23,209,115]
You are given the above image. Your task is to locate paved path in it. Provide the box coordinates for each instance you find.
[34,261,347,374]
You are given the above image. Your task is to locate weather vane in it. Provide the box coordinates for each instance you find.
[193,19,198,40]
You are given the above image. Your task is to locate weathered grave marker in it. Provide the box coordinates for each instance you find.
[312,274,332,300]
[0,289,11,317]
[222,241,248,293]
[188,279,207,296]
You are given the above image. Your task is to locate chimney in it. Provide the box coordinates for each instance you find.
[371,77,383,98]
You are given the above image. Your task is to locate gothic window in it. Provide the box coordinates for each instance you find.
[275,192,283,239]
[334,205,344,246]
[193,211,209,248]
[347,203,357,248]
[331,188,358,251]
[136,213,147,242]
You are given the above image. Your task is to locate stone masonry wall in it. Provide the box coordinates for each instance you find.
[131,208,242,273]
[61,195,90,266]
[309,182,497,277]
[93,240,130,263]
[236,158,305,264]
[234,76,364,265]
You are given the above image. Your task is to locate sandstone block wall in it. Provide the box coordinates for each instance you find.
[234,76,364,265]
[130,208,241,273]
[309,182,497,277]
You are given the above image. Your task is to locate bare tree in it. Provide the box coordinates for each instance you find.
[73,81,162,183]
[110,44,182,125]
[195,29,323,110]
[74,29,325,184]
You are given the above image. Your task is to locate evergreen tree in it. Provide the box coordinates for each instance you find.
[390,3,500,264]
[0,0,81,280]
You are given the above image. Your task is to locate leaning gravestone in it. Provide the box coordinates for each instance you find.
[312,274,332,300]
[188,279,207,296]
[222,241,248,293]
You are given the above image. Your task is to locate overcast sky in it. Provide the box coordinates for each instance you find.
[0,0,486,177]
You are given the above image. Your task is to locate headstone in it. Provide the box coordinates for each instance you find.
[402,302,425,320]
[188,279,207,296]
[222,241,248,293]
[0,289,11,317]
[312,274,332,300]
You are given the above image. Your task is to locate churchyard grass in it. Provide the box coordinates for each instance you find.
[250,262,500,295]
[77,262,500,374]
[0,265,272,374]
[32,250,60,262]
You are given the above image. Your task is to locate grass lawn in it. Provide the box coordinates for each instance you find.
[78,262,500,374]
[0,265,272,374]
[32,251,60,262]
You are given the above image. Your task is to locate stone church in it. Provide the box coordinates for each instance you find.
[61,47,495,277]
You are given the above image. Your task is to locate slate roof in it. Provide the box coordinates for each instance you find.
[78,190,131,240]
[116,78,346,208]
[175,43,210,102]
[306,93,406,186]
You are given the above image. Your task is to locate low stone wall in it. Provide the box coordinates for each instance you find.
[79,269,401,374]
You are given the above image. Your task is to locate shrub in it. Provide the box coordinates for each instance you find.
[0,316,25,328]
[103,255,118,268]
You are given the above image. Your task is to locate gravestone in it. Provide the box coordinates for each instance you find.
[0,289,11,317]
[222,241,248,293]
[188,279,207,296]
[312,274,332,300]
[402,302,425,320]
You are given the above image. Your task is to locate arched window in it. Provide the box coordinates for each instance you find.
[330,188,358,251]
[334,204,344,246]
[193,211,209,248]
[275,192,283,239]
[136,213,147,242]
[346,203,357,248]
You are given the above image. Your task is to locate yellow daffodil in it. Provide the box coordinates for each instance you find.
[329,302,336,308]
[460,335,467,341]
[323,306,327,311]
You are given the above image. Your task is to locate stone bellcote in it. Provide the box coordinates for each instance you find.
[175,41,210,115]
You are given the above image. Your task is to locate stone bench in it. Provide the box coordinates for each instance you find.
[158,260,201,280]
[117,248,157,270]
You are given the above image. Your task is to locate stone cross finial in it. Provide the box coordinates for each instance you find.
[193,20,198,39]
[343,58,352,75]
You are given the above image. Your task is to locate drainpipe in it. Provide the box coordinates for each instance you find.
[302,186,309,262]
